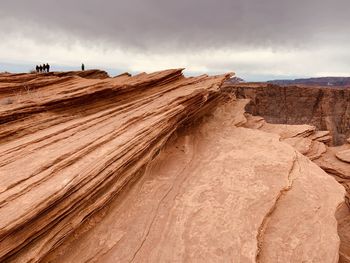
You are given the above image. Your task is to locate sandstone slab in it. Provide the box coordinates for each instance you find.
[337,149,350,163]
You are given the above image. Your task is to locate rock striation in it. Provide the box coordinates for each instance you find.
[0,70,347,262]
[0,69,232,262]
[39,100,343,263]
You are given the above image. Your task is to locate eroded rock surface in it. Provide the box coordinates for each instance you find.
[239,101,350,263]
[0,71,346,263]
[0,69,232,262]
[42,101,344,263]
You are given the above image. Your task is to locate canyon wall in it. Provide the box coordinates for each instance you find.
[225,83,350,146]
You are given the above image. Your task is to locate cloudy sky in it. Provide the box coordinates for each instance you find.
[0,0,349,80]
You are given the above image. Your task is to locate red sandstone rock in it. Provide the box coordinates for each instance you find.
[315,145,350,179]
[337,149,350,163]
[0,71,346,262]
[337,203,350,263]
[43,101,344,263]
[0,69,231,261]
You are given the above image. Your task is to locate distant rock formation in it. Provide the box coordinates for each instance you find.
[226,76,245,84]
[225,83,350,146]
[268,77,350,87]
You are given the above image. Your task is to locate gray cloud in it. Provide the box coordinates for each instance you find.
[1,0,349,52]
[1,0,350,80]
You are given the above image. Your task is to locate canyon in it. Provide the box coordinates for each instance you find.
[0,70,349,262]
[227,83,350,146]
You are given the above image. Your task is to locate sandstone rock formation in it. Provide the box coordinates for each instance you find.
[0,70,347,263]
[337,203,350,263]
[315,142,350,263]
[43,102,344,263]
[238,101,350,263]
[0,69,109,81]
[225,83,350,146]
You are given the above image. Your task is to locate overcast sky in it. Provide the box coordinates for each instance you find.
[0,0,349,80]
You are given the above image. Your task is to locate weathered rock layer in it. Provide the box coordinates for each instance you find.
[0,69,231,262]
[0,71,346,263]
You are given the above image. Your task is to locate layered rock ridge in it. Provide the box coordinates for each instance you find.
[0,69,231,262]
[0,71,346,263]
[44,101,343,263]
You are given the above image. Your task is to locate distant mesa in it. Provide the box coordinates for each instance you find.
[268,77,350,87]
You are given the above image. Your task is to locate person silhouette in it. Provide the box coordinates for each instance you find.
[46,63,50,73]
[39,65,43,73]
[81,63,85,71]
[36,65,39,73]
[43,64,47,73]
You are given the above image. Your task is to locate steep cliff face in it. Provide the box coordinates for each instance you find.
[226,83,350,146]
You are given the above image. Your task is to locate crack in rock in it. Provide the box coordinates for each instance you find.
[255,152,298,263]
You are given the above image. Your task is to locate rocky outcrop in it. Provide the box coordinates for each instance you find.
[0,69,233,262]
[0,71,346,262]
[225,83,350,146]
[312,141,350,263]
[0,70,109,107]
[337,149,350,163]
[43,102,343,263]
[0,69,109,83]
[241,102,350,263]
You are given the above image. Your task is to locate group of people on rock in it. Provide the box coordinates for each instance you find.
[34,63,85,73]
[36,64,50,73]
